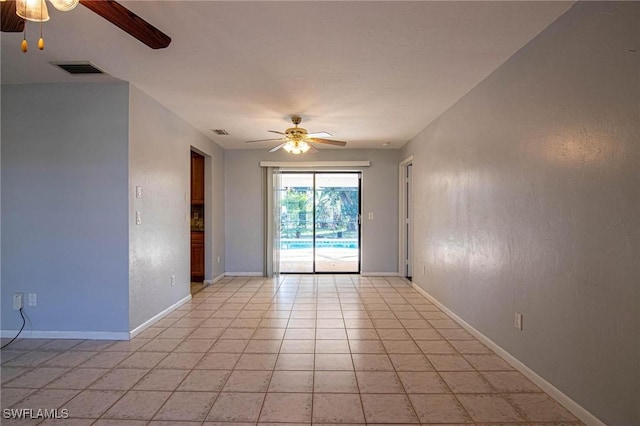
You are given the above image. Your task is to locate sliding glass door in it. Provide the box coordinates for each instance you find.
[279,172,361,273]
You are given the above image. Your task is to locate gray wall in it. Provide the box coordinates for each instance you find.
[225,149,400,274]
[1,83,130,334]
[204,145,226,281]
[401,2,639,424]
[128,86,225,330]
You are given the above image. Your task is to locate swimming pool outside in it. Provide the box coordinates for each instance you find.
[280,238,359,249]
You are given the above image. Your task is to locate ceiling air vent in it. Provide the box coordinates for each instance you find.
[212,129,230,136]
[53,62,105,75]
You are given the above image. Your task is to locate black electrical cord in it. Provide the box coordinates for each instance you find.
[1,308,26,350]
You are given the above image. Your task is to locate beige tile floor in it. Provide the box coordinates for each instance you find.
[1,275,582,425]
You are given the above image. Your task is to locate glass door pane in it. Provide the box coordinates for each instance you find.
[279,173,314,273]
[314,173,360,273]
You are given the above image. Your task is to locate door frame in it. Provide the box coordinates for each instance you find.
[190,150,206,282]
[398,156,414,279]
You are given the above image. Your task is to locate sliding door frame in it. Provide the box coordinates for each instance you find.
[278,171,362,274]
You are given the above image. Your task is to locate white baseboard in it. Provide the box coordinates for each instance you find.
[361,272,400,277]
[225,272,263,277]
[204,273,225,286]
[0,329,129,340]
[129,294,192,339]
[410,282,605,426]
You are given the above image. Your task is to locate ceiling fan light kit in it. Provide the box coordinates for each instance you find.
[283,140,311,155]
[2,0,171,52]
[245,115,347,155]
[15,0,50,22]
[11,0,78,52]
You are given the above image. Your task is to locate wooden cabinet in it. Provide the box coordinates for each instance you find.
[191,231,204,281]
[191,152,205,205]
[190,151,205,282]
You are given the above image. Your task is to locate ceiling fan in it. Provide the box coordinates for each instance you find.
[1,0,171,50]
[246,116,347,154]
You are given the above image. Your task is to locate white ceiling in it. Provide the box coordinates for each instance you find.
[1,1,573,150]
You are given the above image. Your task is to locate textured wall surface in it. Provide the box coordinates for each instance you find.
[128,86,225,330]
[1,83,130,334]
[401,2,639,424]
[224,149,400,274]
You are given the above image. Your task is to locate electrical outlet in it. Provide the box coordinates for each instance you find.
[136,211,142,225]
[28,293,37,307]
[515,312,523,330]
[171,275,176,286]
[12,293,24,310]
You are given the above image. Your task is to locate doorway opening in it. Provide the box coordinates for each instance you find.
[278,172,361,274]
[190,151,206,294]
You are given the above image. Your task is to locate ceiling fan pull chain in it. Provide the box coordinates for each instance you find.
[38,0,45,50]
[20,0,27,52]
[38,27,44,50]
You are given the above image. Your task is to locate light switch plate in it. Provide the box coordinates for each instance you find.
[136,212,142,225]
[135,186,143,199]
[515,312,523,330]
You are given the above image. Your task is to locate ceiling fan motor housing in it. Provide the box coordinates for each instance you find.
[285,115,306,141]
[285,127,307,141]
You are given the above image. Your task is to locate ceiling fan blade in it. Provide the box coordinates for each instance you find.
[308,138,347,147]
[306,132,332,138]
[1,1,25,33]
[268,130,286,135]
[79,0,171,49]
[269,142,287,153]
[307,143,319,154]
[246,138,286,143]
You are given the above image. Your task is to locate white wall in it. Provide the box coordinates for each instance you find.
[1,83,130,337]
[401,2,639,424]
[224,149,400,274]
[128,86,225,330]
